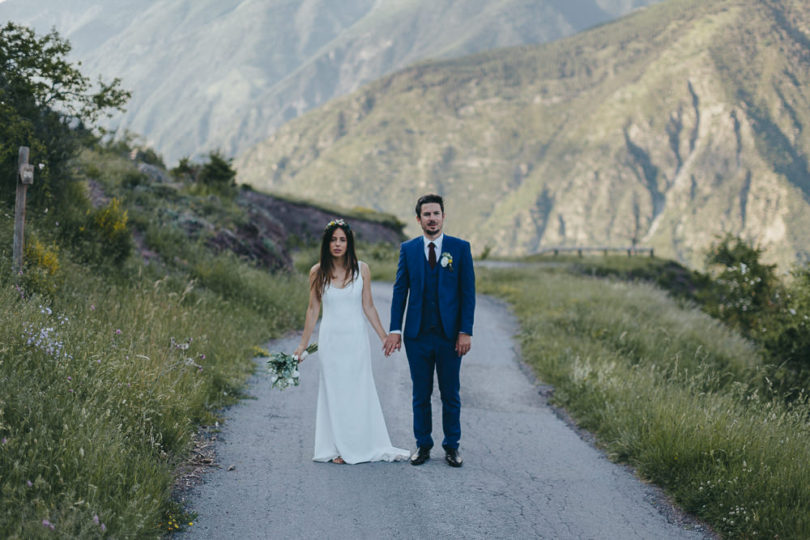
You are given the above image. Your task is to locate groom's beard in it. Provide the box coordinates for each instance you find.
[422,222,441,235]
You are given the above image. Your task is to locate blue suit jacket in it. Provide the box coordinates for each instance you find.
[390,235,475,340]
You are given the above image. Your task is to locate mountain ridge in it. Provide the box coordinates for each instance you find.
[236,0,810,269]
[0,0,663,162]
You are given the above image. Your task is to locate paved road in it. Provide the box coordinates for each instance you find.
[181,283,710,539]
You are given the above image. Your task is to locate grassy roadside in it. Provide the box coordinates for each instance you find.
[0,216,307,538]
[477,266,810,539]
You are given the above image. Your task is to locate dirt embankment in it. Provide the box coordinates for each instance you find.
[238,189,404,254]
[204,189,404,270]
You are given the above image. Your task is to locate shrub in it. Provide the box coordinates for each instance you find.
[702,234,781,335]
[122,170,148,188]
[170,156,195,181]
[22,237,62,296]
[198,151,236,191]
[759,264,810,384]
[75,198,133,268]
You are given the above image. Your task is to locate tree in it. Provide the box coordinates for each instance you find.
[0,22,129,207]
[704,234,780,335]
[198,150,237,190]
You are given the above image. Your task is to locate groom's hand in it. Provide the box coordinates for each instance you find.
[455,333,471,356]
[383,333,401,356]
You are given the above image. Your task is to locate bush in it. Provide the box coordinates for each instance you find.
[759,264,810,382]
[697,235,810,392]
[198,151,236,191]
[75,198,133,268]
[702,234,781,335]
[22,237,62,297]
[122,170,148,188]
[170,156,195,181]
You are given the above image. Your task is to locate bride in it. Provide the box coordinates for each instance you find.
[294,219,409,464]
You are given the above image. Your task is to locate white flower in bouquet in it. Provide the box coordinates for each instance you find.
[266,343,317,390]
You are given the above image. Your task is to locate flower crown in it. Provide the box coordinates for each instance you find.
[325,218,349,231]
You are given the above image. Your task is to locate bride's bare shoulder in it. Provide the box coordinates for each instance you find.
[309,263,320,276]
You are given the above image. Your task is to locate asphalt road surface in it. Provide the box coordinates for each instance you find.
[181,283,710,539]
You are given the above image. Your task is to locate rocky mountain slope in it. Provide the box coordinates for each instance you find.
[237,0,810,268]
[0,0,662,162]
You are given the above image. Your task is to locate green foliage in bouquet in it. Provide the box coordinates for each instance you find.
[267,343,317,390]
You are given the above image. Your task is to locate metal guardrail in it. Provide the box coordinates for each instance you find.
[535,246,655,257]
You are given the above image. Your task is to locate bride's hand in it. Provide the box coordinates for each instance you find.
[293,345,305,363]
[383,333,401,356]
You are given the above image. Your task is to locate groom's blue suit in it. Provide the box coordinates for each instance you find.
[390,234,475,450]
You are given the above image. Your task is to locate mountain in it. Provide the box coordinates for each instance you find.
[0,0,663,162]
[236,0,810,269]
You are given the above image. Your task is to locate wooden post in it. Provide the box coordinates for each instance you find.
[12,146,34,275]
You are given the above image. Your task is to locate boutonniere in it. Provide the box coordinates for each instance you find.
[440,252,453,271]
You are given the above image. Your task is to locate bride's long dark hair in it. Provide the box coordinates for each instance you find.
[312,219,359,301]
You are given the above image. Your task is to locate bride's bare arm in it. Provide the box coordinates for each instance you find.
[361,263,388,342]
[294,265,321,360]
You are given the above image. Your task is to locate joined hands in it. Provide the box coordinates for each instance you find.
[383,333,401,357]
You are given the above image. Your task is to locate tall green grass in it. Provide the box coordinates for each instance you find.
[478,267,810,538]
[0,237,306,537]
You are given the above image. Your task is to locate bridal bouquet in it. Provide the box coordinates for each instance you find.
[267,343,317,390]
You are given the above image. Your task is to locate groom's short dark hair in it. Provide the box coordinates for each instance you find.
[415,194,444,217]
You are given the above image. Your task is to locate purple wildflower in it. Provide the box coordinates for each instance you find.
[27,480,33,487]
[93,514,99,525]
[101,523,106,532]
[115,329,122,335]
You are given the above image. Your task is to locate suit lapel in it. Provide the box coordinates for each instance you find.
[411,238,425,296]
[437,236,453,291]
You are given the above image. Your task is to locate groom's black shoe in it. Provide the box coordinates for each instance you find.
[444,446,463,468]
[410,447,431,466]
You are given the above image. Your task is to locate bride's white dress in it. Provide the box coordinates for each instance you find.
[313,267,409,464]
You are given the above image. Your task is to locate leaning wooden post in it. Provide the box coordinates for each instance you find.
[12,146,35,275]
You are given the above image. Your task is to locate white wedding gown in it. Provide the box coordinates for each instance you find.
[313,268,409,464]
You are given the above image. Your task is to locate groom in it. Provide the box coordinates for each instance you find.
[383,194,475,467]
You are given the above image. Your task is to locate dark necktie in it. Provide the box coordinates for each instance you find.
[428,242,437,269]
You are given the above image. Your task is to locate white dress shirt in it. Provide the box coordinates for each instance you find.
[423,234,444,261]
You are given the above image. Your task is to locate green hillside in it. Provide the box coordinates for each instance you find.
[0,0,663,162]
[238,0,810,269]
[0,21,407,535]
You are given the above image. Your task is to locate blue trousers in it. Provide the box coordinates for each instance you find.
[404,330,462,450]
